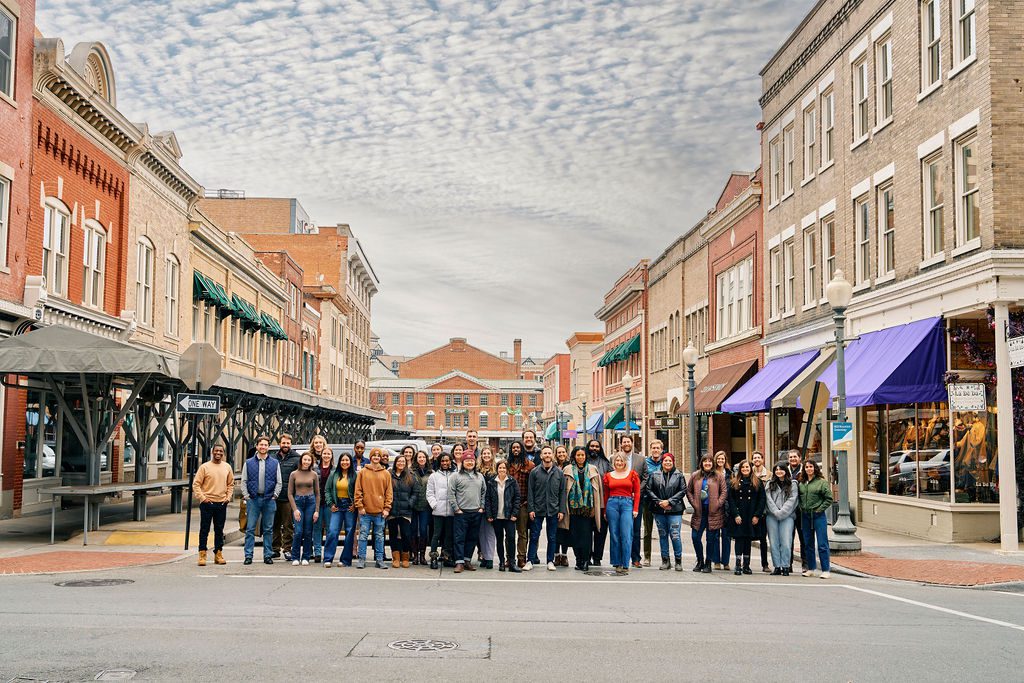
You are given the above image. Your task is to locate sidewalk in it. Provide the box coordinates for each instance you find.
[0,494,242,575]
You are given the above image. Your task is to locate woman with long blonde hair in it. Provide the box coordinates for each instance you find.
[309,435,333,562]
[476,446,498,568]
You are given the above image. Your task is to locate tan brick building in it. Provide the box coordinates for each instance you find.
[756,0,1022,544]
[565,331,603,446]
[541,353,570,440]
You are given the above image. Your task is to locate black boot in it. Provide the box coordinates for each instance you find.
[429,550,439,570]
[742,555,753,575]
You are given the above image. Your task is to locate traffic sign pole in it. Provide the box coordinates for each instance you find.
[184,382,201,551]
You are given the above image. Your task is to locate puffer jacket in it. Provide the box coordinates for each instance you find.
[644,469,687,514]
[390,470,419,518]
[685,471,728,531]
[426,469,454,516]
[412,467,432,512]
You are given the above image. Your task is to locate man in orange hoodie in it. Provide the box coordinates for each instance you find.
[354,448,393,569]
[193,444,235,567]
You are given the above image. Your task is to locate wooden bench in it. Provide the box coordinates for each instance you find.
[40,479,190,546]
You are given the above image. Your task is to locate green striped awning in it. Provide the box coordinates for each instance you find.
[230,295,262,329]
[259,312,288,340]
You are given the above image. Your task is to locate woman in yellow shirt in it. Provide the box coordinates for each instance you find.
[323,453,358,568]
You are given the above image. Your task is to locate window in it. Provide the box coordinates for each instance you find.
[853,58,869,141]
[501,394,509,406]
[136,238,154,325]
[821,215,837,291]
[405,411,414,428]
[877,183,895,276]
[875,36,893,124]
[453,394,462,406]
[445,394,452,406]
[479,394,488,406]
[479,412,489,429]
[529,394,537,406]
[855,195,872,284]
[392,392,400,404]
[406,392,413,405]
[954,0,975,65]
[0,174,8,267]
[426,411,435,428]
[464,394,470,406]
[391,411,399,425]
[715,257,753,339]
[42,202,70,296]
[288,283,299,320]
[769,246,782,318]
[955,133,979,245]
[515,394,523,407]
[769,136,782,204]
[0,6,14,98]
[803,226,818,306]
[921,0,941,89]
[500,413,509,429]
[922,155,944,259]
[820,89,834,166]
[164,257,179,336]
[783,240,795,314]
[782,125,794,195]
[802,106,816,180]
[81,222,106,309]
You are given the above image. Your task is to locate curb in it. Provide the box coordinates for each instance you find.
[830,560,1024,590]
[0,551,191,577]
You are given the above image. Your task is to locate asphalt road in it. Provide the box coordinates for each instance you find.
[1,544,1022,682]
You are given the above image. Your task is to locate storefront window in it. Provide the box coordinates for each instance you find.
[952,405,998,503]
[772,409,796,462]
[861,402,953,503]
[23,391,59,480]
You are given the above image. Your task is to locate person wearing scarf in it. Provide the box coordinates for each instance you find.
[562,446,603,571]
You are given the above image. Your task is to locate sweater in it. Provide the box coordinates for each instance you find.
[602,471,640,513]
[288,469,320,509]
[354,463,393,515]
[193,460,234,503]
[766,480,799,520]
[450,470,487,513]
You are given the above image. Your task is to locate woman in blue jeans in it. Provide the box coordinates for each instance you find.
[602,453,641,576]
[713,451,732,570]
[323,453,358,568]
[798,460,834,578]
[765,462,798,576]
[310,436,333,562]
[288,452,320,565]
[645,453,686,571]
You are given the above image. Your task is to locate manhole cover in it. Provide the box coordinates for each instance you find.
[95,670,136,681]
[585,569,619,577]
[387,639,459,653]
[54,579,135,588]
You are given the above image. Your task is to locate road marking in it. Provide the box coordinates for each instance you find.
[992,591,1024,599]
[842,585,1024,633]
[218,574,842,587]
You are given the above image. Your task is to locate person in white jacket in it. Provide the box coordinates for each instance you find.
[765,462,799,576]
[426,452,455,569]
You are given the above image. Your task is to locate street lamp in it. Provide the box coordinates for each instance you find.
[580,390,589,447]
[558,401,570,447]
[825,270,861,551]
[682,341,699,473]
[621,371,633,442]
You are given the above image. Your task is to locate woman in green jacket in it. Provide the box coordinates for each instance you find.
[798,460,833,578]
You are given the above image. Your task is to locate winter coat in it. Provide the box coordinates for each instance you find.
[275,450,302,494]
[412,468,432,512]
[766,480,799,520]
[426,469,454,517]
[685,471,728,531]
[528,463,567,518]
[389,471,419,519]
[799,477,833,513]
[485,475,521,521]
[644,469,687,515]
[562,464,603,532]
[727,478,767,539]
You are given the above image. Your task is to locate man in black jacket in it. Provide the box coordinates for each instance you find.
[526,446,566,571]
[586,439,611,566]
[786,449,808,570]
[272,434,301,559]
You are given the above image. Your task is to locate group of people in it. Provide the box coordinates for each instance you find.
[191,429,834,578]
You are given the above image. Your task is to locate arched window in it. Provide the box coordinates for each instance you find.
[164,256,180,336]
[425,410,435,428]
[500,413,509,429]
[478,411,489,429]
[82,220,106,309]
[42,199,71,296]
[391,411,399,425]
[136,237,154,325]
[405,410,414,428]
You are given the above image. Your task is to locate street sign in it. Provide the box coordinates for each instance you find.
[831,421,854,450]
[176,393,221,415]
[648,417,681,429]
[1009,335,1024,369]
[948,383,986,411]
[798,381,831,416]
[179,342,222,391]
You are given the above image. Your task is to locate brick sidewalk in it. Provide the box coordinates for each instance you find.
[0,551,180,575]
[834,553,1024,586]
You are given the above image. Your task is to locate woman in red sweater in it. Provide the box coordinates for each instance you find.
[603,453,641,575]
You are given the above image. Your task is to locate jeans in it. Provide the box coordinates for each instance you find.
[654,512,683,560]
[528,514,559,564]
[791,509,808,568]
[324,499,356,564]
[272,498,293,555]
[641,506,654,560]
[631,511,643,563]
[290,494,317,562]
[244,497,277,559]
[754,516,769,568]
[492,518,516,567]
[413,510,431,548]
[718,520,732,565]
[801,511,830,572]
[358,512,386,561]
[453,510,482,563]
[312,502,330,556]
[606,497,634,568]
[690,513,720,566]
[767,514,794,569]
[198,501,228,552]
[430,515,454,558]
[388,516,413,553]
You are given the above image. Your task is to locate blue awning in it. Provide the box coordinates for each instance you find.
[610,421,641,431]
[813,316,946,408]
[722,350,820,413]
[585,412,604,434]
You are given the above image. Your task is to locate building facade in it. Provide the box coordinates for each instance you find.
[566,332,603,446]
[541,352,570,440]
[756,0,1021,544]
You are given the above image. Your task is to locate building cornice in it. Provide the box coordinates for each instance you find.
[699,185,761,241]
[190,220,288,304]
[595,283,645,320]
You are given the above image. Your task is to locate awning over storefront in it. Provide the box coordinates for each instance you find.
[605,404,624,428]
[259,312,288,340]
[543,420,559,440]
[722,350,820,413]
[597,335,641,367]
[813,316,946,407]
[771,348,836,409]
[678,360,757,415]
[0,325,176,376]
[231,295,262,330]
[585,412,604,434]
[610,420,641,431]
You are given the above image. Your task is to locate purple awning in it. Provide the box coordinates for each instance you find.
[722,349,820,413]
[814,316,946,407]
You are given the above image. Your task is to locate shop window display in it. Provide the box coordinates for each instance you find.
[861,403,952,502]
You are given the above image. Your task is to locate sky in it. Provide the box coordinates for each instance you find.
[38,0,816,359]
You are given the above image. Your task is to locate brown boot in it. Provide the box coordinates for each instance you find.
[401,551,411,568]
[214,550,226,565]
[197,551,207,567]
[392,553,401,568]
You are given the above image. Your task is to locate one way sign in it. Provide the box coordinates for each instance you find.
[176,393,221,415]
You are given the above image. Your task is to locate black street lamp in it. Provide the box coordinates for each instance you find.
[682,341,699,473]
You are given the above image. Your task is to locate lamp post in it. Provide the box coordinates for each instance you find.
[682,341,699,473]
[621,371,633,442]
[826,270,861,551]
[580,390,589,447]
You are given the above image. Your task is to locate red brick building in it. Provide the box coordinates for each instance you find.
[253,250,305,390]
[541,353,571,436]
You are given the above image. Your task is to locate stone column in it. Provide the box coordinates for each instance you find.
[993,302,1020,551]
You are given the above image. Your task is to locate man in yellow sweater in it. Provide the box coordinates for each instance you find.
[193,444,235,566]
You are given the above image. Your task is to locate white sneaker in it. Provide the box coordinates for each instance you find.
[301,559,309,566]
[292,560,300,566]
[801,569,814,577]
[323,562,332,568]
[547,562,556,571]
[523,561,533,571]
[820,571,831,579]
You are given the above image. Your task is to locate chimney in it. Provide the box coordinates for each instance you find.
[451,337,467,352]
[513,338,522,370]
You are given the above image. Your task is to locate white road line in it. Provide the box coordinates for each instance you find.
[993,591,1024,599]
[218,574,842,587]
[842,585,1024,633]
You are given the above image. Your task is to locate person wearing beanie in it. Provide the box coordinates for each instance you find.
[451,454,487,573]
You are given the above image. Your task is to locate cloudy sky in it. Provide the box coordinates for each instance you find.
[39,0,814,359]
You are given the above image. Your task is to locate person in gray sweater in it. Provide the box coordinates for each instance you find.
[765,462,799,576]
[451,455,487,573]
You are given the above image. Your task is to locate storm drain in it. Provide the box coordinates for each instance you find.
[585,569,619,577]
[54,579,135,588]
[349,634,489,659]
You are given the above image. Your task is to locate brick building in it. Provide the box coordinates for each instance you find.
[565,332,603,446]
[541,352,570,439]
[253,250,305,390]
[372,337,543,448]
[754,0,1022,544]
